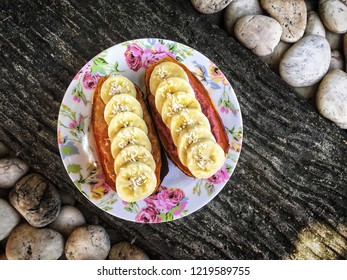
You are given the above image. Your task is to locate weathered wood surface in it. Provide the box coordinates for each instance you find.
[1,0,346,259]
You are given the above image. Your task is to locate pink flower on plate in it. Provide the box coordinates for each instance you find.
[207,166,229,184]
[124,43,143,71]
[220,106,228,114]
[82,72,100,90]
[69,120,77,129]
[142,43,176,68]
[145,187,185,212]
[135,206,162,223]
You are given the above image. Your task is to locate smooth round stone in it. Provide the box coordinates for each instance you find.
[235,15,283,56]
[304,11,326,37]
[0,142,9,158]
[9,173,61,227]
[0,198,21,241]
[48,205,85,238]
[316,69,347,128]
[260,0,307,43]
[329,50,345,71]
[0,158,29,189]
[319,0,347,34]
[109,241,150,260]
[65,225,110,260]
[260,41,292,72]
[6,223,64,260]
[279,35,331,87]
[224,0,263,35]
[191,0,232,14]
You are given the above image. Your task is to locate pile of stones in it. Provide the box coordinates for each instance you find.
[192,0,347,129]
[0,141,149,260]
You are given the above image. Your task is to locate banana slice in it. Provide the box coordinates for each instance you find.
[108,111,148,140]
[161,91,201,128]
[170,108,211,146]
[110,127,152,159]
[186,139,225,179]
[101,75,137,104]
[177,125,215,166]
[155,77,194,114]
[116,162,157,202]
[104,93,143,125]
[114,144,156,175]
[150,62,189,95]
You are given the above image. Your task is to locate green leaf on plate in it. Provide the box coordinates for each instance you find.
[67,164,82,174]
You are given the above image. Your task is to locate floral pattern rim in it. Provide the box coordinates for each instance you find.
[57,38,243,223]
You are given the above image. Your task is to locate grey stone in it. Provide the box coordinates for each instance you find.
[0,158,29,189]
[191,0,232,14]
[65,225,110,260]
[0,198,21,241]
[316,69,347,129]
[279,35,331,87]
[5,223,64,260]
[224,0,263,35]
[234,15,283,56]
[260,0,307,43]
[109,241,150,260]
[329,50,345,71]
[9,173,61,227]
[319,0,347,34]
[48,205,85,238]
[304,11,326,37]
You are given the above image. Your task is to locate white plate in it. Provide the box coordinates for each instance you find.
[57,38,243,223]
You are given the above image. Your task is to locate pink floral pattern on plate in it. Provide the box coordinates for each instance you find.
[57,38,242,223]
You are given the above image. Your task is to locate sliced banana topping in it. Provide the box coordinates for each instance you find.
[149,62,227,179]
[150,62,189,95]
[104,93,143,125]
[101,75,137,103]
[108,111,148,140]
[114,144,156,175]
[186,139,225,179]
[116,162,157,202]
[155,77,194,114]
[110,127,152,159]
[100,75,156,202]
[161,91,201,128]
[170,108,211,146]
[177,125,215,166]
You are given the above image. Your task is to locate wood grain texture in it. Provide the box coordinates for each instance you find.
[1,0,346,259]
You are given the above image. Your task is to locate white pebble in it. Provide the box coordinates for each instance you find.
[0,158,29,189]
[279,35,331,87]
[319,0,347,34]
[316,69,347,128]
[234,15,283,56]
[65,225,110,260]
[191,0,232,14]
[0,198,21,241]
[6,223,64,260]
[224,0,263,35]
[48,205,86,238]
